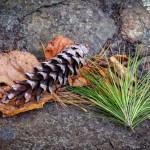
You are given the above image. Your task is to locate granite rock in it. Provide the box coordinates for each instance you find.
[0,104,150,150]
[0,0,150,149]
[121,0,150,55]
[0,0,117,59]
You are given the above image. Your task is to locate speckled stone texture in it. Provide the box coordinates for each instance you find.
[121,0,150,73]
[0,0,117,58]
[0,0,150,149]
[0,103,150,150]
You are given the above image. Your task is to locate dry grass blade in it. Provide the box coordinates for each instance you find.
[57,88,93,112]
[52,92,67,108]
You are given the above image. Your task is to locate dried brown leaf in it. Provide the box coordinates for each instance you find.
[45,36,74,60]
[0,51,40,86]
[0,47,89,117]
[0,50,43,116]
[68,76,88,87]
[0,92,54,117]
[110,56,136,83]
[110,56,127,79]
[113,54,128,62]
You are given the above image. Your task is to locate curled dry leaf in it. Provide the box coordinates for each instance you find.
[99,68,109,77]
[69,54,130,87]
[110,56,136,83]
[0,51,40,92]
[110,56,127,79]
[113,54,128,62]
[0,92,54,117]
[0,50,43,117]
[0,36,88,117]
[45,36,74,60]
[68,76,88,87]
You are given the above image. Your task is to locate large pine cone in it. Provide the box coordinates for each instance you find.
[2,44,89,104]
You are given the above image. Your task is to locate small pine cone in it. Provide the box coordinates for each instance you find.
[2,44,89,104]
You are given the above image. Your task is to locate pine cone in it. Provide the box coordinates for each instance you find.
[2,44,89,104]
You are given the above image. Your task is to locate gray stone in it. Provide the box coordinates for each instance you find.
[0,0,150,149]
[121,0,150,54]
[0,0,117,59]
[139,55,150,74]
[0,104,149,150]
[100,0,150,73]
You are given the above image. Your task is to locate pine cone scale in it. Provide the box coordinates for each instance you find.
[2,44,89,104]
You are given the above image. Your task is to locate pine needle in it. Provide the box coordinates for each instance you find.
[68,52,150,130]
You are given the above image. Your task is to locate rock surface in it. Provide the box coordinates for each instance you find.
[0,0,117,58]
[0,104,150,150]
[0,0,150,149]
[121,0,150,54]
[120,0,150,73]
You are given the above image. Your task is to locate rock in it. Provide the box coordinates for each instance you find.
[121,0,150,40]
[0,0,66,58]
[121,0,150,54]
[0,104,150,149]
[120,0,150,74]
[0,1,150,149]
[139,55,150,74]
[142,0,150,12]
[0,0,117,59]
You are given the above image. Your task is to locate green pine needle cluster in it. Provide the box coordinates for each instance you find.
[68,53,150,130]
